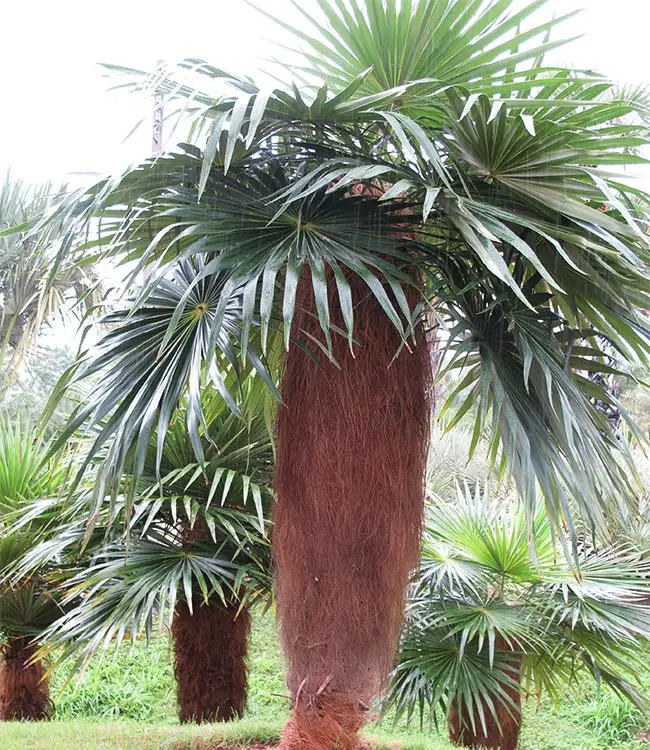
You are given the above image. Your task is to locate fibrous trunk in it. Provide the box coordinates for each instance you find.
[0,638,53,721]
[449,645,522,750]
[172,599,250,723]
[274,270,430,749]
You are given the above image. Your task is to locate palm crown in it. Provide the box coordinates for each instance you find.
[14,376,273,669]
[37,0,650,538]
[386,485,650,734]
[0,418,74,720]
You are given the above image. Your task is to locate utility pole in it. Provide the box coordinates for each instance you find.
[152,59,166,155]
[142,59,167,286]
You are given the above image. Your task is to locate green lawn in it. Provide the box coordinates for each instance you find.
[0,612,647,749]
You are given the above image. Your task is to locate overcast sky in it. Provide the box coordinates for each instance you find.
[1,0,648,186]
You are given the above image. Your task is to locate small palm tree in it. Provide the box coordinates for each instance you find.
[386,486,650,750]
[0,418,71,720]
[21,312,273,723]
[0,535,65,721]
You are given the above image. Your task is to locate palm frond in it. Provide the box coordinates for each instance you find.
[251,0,581,98]
[39,526,270,670]
[0,415,70,515]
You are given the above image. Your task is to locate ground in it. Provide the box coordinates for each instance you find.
[0,613,647,749]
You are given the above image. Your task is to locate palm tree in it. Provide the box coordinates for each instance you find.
[0,418,71,720]
[35,1,650,745]
[0,535,66,721]
[386,487,650,749]
[18,305,273,723]
[0,173,98,390]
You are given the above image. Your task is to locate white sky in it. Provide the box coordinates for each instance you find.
[0,0,648,186]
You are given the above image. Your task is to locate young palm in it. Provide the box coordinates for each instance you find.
[0,418,71,720]
[35,1,650,745]
[387,486,650,749]
[18,334,273,723]
[0,535,69,722]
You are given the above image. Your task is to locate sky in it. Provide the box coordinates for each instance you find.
[0,0,648,187]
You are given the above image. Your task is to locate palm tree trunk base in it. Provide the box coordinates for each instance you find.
[173,599,250,723]
[449,695,521,750]
[279,694,366,750]
[448,644,522,750]
[0,640,52,721]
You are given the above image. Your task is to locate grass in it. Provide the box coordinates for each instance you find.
[52,635,176,722]
[0,719,283,750]
[0,720,441,750]
[1,612,648,749]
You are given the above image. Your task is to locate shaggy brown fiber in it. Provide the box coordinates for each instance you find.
[279,692,366,750]
[0,639,53,721]
[274,267,431,749]
[449,644,522,750]
[173,599,250,724]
